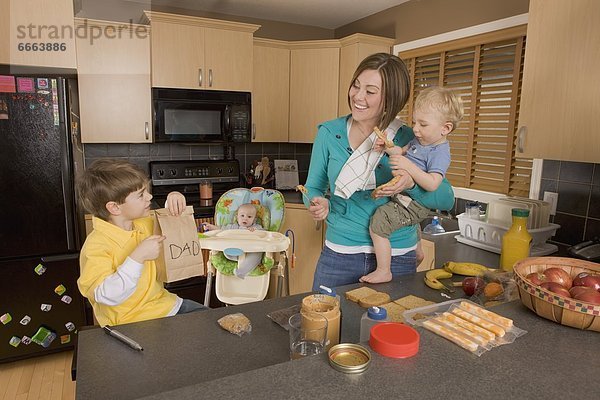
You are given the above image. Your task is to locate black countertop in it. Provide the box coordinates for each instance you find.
[76,268,599,400]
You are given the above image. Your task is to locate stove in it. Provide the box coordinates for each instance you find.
[149,159,241,308]
[150,159,241,219]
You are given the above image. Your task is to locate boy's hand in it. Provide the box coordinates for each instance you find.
[389,154,413,171]
[202,223,218,232]
[130,235,166,263]
[165,191,186,216]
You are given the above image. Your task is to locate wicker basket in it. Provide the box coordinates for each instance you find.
[513,257,600,332]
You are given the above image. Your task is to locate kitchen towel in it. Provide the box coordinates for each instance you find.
[334,117,403,199]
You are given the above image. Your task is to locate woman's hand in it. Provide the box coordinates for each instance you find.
[165,191,186,216]
[308,196,329,221]
[373,171,415,198]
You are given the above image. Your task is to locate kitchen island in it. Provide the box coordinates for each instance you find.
[76,270,598,400]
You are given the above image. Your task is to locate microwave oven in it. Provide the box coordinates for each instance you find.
[152,88,251,143]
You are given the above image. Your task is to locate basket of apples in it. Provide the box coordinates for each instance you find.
[513,257,600,331]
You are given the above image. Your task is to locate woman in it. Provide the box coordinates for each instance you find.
[304,53,454,291]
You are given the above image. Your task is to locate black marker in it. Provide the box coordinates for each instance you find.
[103,326,144,351]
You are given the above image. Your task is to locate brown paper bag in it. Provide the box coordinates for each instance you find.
[154,206,203,283]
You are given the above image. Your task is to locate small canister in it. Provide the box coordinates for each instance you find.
[360,306,388,342]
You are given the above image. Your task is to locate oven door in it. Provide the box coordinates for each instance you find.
[154,100,228,143]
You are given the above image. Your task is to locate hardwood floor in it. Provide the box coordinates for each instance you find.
[0,351,75,400]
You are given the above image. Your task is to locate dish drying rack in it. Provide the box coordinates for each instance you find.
[455,213,560,256]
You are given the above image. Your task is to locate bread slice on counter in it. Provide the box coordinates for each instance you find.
[379,302,407,323]
[393,295,435,310]
[358,292,391,308]
[345,287,379,303]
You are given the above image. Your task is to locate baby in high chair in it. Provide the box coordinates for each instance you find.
[203,203,264,279]
[203,203,264,232]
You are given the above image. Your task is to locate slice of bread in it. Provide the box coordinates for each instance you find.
[380,302,407,323]
[394,295,435,310]
[345,286,379,303]
[358,292,391,308]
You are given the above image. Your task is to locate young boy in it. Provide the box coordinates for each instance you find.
[361,86,463,283]
[203,203,263,232]
[77,158,206,327]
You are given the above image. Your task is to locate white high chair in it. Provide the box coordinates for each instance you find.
[200,187,290,305]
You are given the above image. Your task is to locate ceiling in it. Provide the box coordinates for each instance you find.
[124,0,412,29]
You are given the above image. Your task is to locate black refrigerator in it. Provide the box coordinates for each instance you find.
[0,72,88,363]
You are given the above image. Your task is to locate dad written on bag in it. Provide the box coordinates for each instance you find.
[154,206,204,283]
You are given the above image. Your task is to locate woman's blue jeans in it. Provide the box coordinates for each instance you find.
[311,246,417,291]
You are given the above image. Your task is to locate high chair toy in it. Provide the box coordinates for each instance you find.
[201,187,290,305]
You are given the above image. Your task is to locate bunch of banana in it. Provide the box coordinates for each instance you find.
[443,261,496,276]
[424,269,454,291]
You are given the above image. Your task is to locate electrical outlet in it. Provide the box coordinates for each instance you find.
[543,191,559,215]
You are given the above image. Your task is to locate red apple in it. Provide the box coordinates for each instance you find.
[540,281,571,299]
[573,289,600,305]
[543,267,573,289]
[572,272,600,291]
[569,286,595,298]
[525,272,547,286]
[462,277,485,296]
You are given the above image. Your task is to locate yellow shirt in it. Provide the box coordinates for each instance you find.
[78,216,178,326]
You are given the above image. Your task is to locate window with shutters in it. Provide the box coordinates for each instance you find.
[397,26,531,197]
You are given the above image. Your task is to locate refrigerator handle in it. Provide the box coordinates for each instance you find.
[57,78,78,251]
[42,253,79,262]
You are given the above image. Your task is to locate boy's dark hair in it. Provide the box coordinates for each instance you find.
[347,52,411,130]
[77,158,149,221]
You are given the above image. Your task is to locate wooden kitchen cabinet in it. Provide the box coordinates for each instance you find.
[417,238,435,272]
[143,11,259,92]
[0,0,76,69]
[288,41,340,143]
[280,204,325,295]
[517,0,600,162]
[75,19,151,143]
[338,34,394,116]
[252,39,290,142]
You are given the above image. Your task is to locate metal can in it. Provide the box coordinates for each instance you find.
[328,343,371,374]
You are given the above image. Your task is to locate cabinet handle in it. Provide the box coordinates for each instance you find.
[199,68,203,87]
[145,122,149,140]
[517,126,527,153]
[209,68,213,87]
[252,123,256,140]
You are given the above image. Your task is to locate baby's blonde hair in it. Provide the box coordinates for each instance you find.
[414,86,464,132]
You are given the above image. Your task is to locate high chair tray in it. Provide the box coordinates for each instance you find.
[199,230,290,252]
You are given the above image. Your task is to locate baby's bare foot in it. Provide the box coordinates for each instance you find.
[359,269,392,284]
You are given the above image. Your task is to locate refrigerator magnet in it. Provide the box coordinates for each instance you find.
[37,78,49,90]
[0,100,8,120]
[9,336,21,348]
[61,295,72,304]
[19,315,31,325]
[40,303,52,312]
[21,336,32,345]
[60,335,71,344]
[0,313,11,325]
[54,284,66,296]
[0,75,16,93]
[16,77,35,93]
[65,322,76,332]
[34,263,46,275]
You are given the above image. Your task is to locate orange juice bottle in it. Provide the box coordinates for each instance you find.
[500,208,532,271]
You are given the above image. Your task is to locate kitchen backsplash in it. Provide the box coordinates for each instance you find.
[83,142,314,185]
[539,160,600,246]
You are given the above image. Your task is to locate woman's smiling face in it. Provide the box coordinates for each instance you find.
[348,69,384,126]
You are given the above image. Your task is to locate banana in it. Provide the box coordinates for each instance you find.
[424,269,453,290]
[443,261,496,276]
